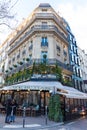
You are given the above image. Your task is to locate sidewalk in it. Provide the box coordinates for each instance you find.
[0,114,63,129]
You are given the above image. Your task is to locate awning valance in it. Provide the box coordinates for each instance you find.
[2,81,62,91]
[1,81,87,99]
[57,85,87,99]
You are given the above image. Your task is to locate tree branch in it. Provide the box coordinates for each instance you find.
[9,0,19,11]
[0,22,16,30]
[0,0,19,30]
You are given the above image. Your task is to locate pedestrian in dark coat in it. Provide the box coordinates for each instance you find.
[5,98,12,123]
[10,99,18,122]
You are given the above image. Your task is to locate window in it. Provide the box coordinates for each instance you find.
[31,40,33,43]
[70,44,73,50]
[2,65,4,72]
[73,46,76,53]
[42,8,47,12]
[76,68,79,76]
[22,50,26,55]
[17,54,20,59]
[56,45,60,52]
[42,22,47,28]
[73,66,76,75]
[29,54,32,60]
[74,79,77,88]
[56,45,61,56]
[76,49,78,56]
[41,37,48,47]
[63,50,67,57]
[12,57,15,62]
[71,54,74,62]
[42,22,47,25]
[77,58,80,65]
[9,60,11,64]
[69,35,72,41]
[74,56,77,64]
[79,69,82,77]
[29,44,33,51]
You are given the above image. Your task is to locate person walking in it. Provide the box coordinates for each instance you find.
[5,98,12,123]
[10,99,18,122]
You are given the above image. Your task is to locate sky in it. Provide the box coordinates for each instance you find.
[0,0,87,51]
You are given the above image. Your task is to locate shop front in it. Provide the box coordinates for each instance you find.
[57,87,87,121]
[0,81,87,119]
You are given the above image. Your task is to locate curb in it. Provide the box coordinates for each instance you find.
[39,122,64,129]
[0,122,64,129]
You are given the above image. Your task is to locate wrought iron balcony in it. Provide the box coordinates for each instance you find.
[8,25,68,54]
[34,13,67,32]
[9,13,67,45]
[6,59,72,76]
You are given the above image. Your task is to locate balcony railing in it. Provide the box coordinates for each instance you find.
[9,13,67,45]
[6,59,72,75]
[35,13,67,31]
[8,25,68,54]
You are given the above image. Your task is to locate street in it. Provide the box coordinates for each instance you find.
[0,116,87,130]
[37,116,87,130]
[0,113,87,130]
[25,117,86,130]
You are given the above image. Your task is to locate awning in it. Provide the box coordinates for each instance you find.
[57,91,87,99]
[2,81,63,91]
[2,81,87,99]
[57,85,87,99]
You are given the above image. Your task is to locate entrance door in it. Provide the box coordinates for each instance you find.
[40,91,50,115]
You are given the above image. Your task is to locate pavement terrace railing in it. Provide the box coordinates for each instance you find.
[8,25,68,54]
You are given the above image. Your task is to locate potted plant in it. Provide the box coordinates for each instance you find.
[13,64,17,68]
[5,70,8,73]
[18,61,23,65]
[43,54,47,64]
[26,58,30,62]
[9,67,13,70]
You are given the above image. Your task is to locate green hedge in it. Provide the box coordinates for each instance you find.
[48,94,63,122]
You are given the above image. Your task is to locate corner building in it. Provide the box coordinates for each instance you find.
[0,3,87,121]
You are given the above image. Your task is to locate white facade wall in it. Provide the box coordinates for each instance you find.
[78,47,87,91]
[78,48,87,80]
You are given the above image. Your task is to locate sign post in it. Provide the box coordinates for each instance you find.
[23,107,26,128]
[45,105,48,125]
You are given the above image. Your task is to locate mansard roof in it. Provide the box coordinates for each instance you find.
[39,3,51,8]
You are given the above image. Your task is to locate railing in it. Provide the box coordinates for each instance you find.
[34,13,67,32]
[6,59,72,75]
[8,25,68,54]
[9,13,67,45]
